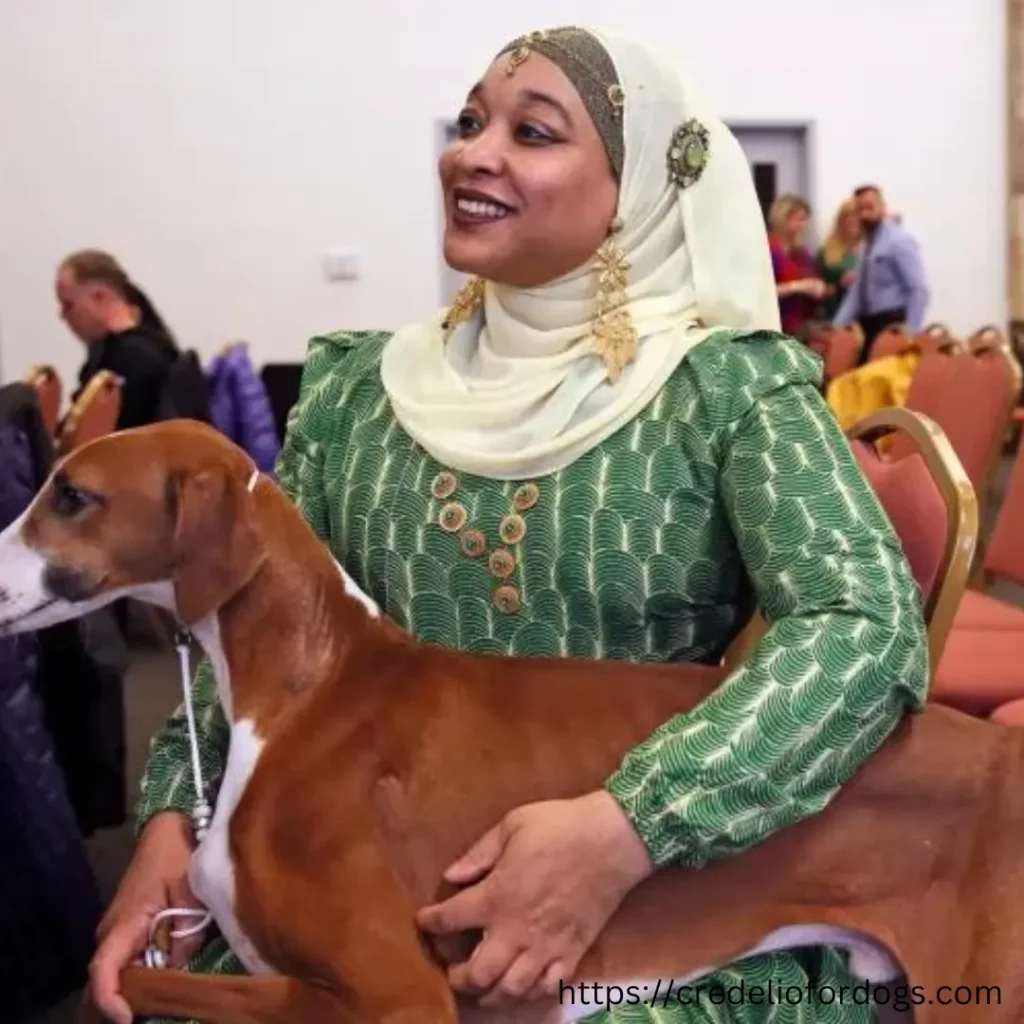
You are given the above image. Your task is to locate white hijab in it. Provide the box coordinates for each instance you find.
[380,27,780,481]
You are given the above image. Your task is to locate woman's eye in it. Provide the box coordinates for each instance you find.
[456,110,482,137]
[516,122,555,144]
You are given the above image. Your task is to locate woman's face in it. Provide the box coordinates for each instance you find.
[785,207,809,245]
[439,52,618,288]
[840,208,862,243]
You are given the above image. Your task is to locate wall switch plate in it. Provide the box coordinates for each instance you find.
[323,248,360,281]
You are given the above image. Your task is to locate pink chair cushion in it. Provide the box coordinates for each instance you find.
[850,443,946,603]
[953,590,1024,631]
[933,628,1024,716]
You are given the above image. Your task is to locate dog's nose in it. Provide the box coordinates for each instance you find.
[42,565,96,603]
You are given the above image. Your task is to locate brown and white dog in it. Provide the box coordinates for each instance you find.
[0,420,1021,1024]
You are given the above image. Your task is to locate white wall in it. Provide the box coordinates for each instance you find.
[0,0,1006,387]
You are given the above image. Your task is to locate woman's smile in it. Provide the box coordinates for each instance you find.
[450,187,515,228]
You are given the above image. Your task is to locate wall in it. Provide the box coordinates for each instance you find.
[0,0,1007,386]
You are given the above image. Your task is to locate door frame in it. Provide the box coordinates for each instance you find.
[726,118,818,216]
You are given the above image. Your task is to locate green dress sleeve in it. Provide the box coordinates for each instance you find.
[604,334,930,869]
[133,330,363,834]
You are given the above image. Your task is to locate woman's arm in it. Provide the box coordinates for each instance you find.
[134,341,334,835]
[604,336,930,869]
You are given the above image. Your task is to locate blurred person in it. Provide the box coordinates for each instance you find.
[767,194,827,341]
[56,250,179,431]
[833,185,929,363]
[817,197,863,319]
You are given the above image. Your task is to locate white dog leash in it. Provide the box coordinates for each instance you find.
[142,632,214,969]
[143,467,261,970]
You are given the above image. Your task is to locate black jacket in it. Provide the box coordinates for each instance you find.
[74,325,179,430]
[0,383,129,837]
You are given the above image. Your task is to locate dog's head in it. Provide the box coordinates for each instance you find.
[0,421,266,635]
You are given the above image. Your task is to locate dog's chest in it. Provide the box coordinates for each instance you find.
[188,718,273,975]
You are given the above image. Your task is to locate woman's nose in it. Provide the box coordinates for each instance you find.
[456,129,506,177]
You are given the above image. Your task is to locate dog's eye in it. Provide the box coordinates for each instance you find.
[51,478,98,518]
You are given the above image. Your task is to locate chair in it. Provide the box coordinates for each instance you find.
[724,407,977,671]
[23,365,62,439]
[847,407,977,668]
[869,323,913,362]
[890,342,1020,531]
[813,323,863,383]
[953,424,1024,631]
[932,427,1024,716]
[918,323,965,355]
[261,362,304,442]
[969,324,1009,350]
[57,370,122,455]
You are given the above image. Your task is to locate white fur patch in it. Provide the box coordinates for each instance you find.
[191,613,234,723]
[0,508,51,630]
[188,717,271,975]
[334,558,380,618]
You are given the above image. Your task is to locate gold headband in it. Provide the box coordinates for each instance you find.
[497,26,625,180]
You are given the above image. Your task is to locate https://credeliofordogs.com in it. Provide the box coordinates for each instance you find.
[558,979,1002,1014]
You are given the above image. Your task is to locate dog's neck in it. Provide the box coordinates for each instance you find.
[184,481,393,734]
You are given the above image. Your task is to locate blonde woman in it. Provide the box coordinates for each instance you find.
[817,197,863,319]
[767,194,827,340]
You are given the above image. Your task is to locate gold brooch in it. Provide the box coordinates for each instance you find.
[667,119,710,190]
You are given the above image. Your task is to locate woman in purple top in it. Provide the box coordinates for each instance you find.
[767,194,827,341]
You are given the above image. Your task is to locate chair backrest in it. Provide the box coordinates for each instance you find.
[918,323,965,355]
[969,324,1009,351]
[848,407,977,668]
[260,362,304,442]
[817,324,864,382]
[869,323,913,362]
[981,427,1024,588]
[58,371,122,455]
[892,345,1019,525]
[157,350,213,424]
[23,365,62,439]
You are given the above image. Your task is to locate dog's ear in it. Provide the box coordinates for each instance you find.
[168,466,265,625]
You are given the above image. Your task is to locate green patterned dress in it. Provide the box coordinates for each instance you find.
[136,327,928,1023]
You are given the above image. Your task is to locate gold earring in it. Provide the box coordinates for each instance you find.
[442,278,485,339]
[591,227,637,382]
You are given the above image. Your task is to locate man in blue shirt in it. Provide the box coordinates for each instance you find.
[833,184,929,363]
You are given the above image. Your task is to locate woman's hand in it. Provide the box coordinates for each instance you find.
[416,790,654,1008]
[801,277,829,299]
[840,269,858,290]
[87,812,207,1024]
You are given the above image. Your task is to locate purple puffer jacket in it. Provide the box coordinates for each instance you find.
[0,421,102,1021]
[207,344,281,473]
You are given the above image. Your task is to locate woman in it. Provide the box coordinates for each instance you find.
[768,194,828,341]
[89,26,928,1024]
[817,198,863,319]
[56,249,179,432]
